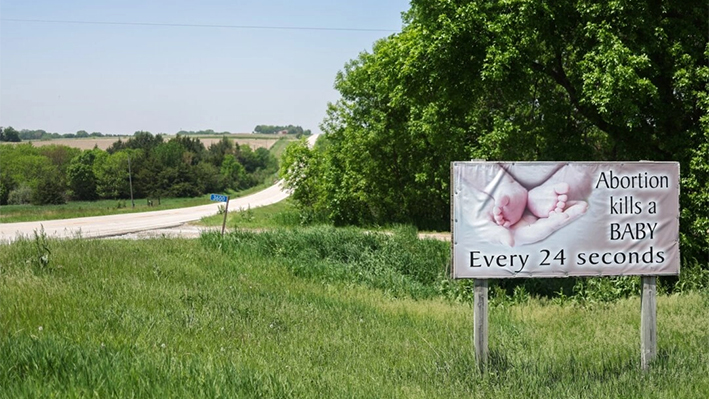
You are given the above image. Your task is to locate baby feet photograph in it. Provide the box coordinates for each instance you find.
[460,163,592,247]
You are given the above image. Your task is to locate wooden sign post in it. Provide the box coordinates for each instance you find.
[640,276,657,369]
[474,279,488,369]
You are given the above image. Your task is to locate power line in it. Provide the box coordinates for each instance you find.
[1,18,398,33]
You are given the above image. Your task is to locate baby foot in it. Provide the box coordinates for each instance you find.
[492,195,512,227]
[527,182,570,218]
[488,175,528,228]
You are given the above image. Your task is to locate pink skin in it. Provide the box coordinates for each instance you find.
[489,173,528,227]
[512,201,588,246]
[482,200,589,248]
[526,182,570,218]
[462,163,591,247]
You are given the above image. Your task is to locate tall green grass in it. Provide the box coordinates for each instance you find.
[199,200,304,229]
[202,226,449,299]
[1,231,708,398]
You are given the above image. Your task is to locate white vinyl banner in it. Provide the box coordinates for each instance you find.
[452,162,680,278]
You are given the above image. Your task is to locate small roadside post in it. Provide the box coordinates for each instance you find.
[210,193,230,236]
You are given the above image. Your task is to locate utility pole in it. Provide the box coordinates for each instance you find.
[127,155,135,208]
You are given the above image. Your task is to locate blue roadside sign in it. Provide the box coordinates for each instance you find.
[210,194,228,202]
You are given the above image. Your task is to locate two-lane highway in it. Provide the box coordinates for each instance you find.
[0,180,289,243]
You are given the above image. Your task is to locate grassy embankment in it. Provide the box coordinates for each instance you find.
[199,199,301,229]
[1,228,707,398]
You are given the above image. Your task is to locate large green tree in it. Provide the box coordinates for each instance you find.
[284,0,708,258]
[67,150,101,200]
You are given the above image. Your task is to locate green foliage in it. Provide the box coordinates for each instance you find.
[285,0,709,262]
[0,131,278,203]
[220,154,247,190]
[31,169,67,205]
[0,172,16,205]
[67,150,100,200]
[279,138,327,219]
[7,184,32,205]
[253,124,311,135]
[176,128,231,135]
[94,151,130,199]
[202,226,450,299]
[0,126,21,142]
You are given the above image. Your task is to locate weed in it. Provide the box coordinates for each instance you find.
[31,226,52,271]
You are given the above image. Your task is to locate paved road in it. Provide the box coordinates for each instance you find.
[0,135,317,243]
[0,181,289,243]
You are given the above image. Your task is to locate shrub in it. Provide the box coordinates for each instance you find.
[7,184,32,205]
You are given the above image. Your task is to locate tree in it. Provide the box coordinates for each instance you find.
[0,173,16,205]
[0,126,21,142]
[67,150,100,200]
[32,169,67,205]
[286,0,708,257]
[220,154,246,190]
[207,136,235,167]
[94,151,130,199]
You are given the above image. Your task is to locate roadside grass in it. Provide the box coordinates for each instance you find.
[268,136,298,160]
[198,200,302,229]
[1,229,708,397]
[0,197,212,223]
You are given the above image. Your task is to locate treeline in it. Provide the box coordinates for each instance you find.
[281,0,708,264]
[0,126,122,141]
[253,125,311,136]
[176,129,232,136]
[0,132,277,206]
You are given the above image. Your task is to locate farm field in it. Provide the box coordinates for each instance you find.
[0,134,282,151]
[1,229,707,398]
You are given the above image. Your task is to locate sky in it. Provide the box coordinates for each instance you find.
[0,0,410,135]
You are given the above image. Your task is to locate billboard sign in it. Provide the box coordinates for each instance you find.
[452,162,680,278]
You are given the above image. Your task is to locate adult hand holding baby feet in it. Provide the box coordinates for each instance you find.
[511,201,588,246]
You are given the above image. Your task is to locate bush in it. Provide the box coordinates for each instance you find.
[7,185,32,205]
[31,172,67,205]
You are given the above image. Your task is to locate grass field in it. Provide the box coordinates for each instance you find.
[1,229,707,398]
[0,197,212,223]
